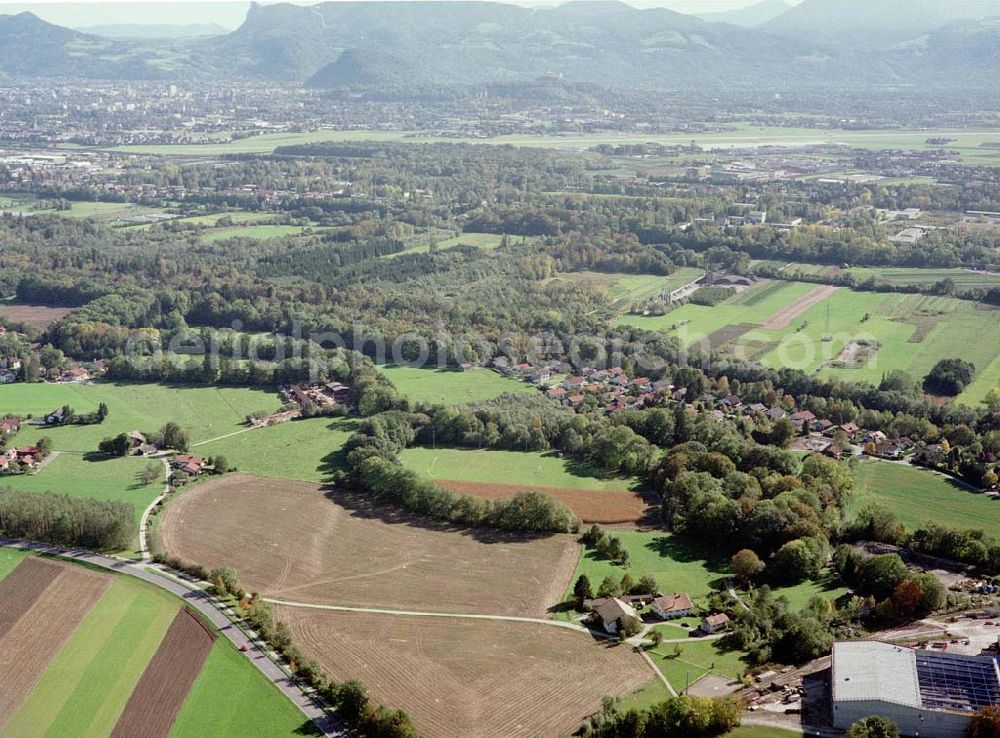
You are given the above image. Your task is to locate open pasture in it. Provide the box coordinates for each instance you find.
[2,381,280,451]
[198,224,314,244]
[276,607,651,738]
[194,417,358,483]
[850,460,1000,533]
[160,474,579,616]
[379,364,536,405]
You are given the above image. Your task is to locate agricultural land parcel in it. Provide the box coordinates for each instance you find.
[398,446,645,523]
[378,365,537,405]
[275,607,652,738]
[106,125,1000,164]
[618,279,1000,404]
[1,381,281,450]
[0,550,316,738]
[850,460,1000,532]
[159,474,580,616]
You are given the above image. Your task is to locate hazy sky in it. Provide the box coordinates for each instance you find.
[0,0,795,30]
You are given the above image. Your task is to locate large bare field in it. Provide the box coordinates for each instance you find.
[110,608,216,738]
[277,607,652,738]
[160,475,579,616]
[0,558,110,729]
[0,303,74,329]
[436,479,646,524]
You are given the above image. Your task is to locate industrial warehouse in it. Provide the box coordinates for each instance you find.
[831,641,1000,738]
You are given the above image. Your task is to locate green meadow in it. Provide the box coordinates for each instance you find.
[198,224,314,244]
[2,382,281,452]
[398,446,634,492]
[850,460,1000,532]
[193,417,358,483]
[171,639,321,738]
[379,364,536,405]
[647,638,751,693]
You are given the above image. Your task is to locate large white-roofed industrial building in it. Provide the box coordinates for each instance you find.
[831,641,1000,738]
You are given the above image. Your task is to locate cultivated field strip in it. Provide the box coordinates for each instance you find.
[109,608,216,738]
[435,479,646,524]
[161,475,579,616]
[0,557,62,638]
[277,607,652,738]
[0,559,111,730]
[761,285,839,329]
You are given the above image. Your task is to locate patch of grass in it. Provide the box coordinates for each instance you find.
[198,224,312,244]
[725,728,804,738]
[5,576,178,738]
[0,547,31,581]
[171,638,322,738]
[850,459,1000,532]
[648,638,751,693]
[620,678,672,712]
[4,381,280,452]
[568,531,730,608]
[770,571,850,611]
[398,447,634,492]
[1,454,163,554]
[193,417,359,483]
[379,364,536,405]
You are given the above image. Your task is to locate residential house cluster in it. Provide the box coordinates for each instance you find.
[172,454,205,478]
[0,445,41,473]
[585,590,729,638]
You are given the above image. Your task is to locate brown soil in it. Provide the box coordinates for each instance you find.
[435,479,646,524]
[160,474,580,616]
[277,607,653,738]
[761,285,839,330]
[110,608,216,738]
[0,556,62,638]
[0,558,110,729]
[0,304,74,330]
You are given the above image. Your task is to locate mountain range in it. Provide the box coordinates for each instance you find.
[0,0,998,90]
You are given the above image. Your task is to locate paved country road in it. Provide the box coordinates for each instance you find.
[0,537,345,738]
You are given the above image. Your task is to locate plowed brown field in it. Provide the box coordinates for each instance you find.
[110,608,215,738]
[0,558,110,729]
[436,479,645,524]
[0,556,62,638]
[277,607,652,738]
[160,475,579,616]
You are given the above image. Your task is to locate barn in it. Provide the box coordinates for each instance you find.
[831,641,1000,738]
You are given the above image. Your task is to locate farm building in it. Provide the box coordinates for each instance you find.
[652,593,693,620]
[592,598,638,634]
[831,641,1000,738]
